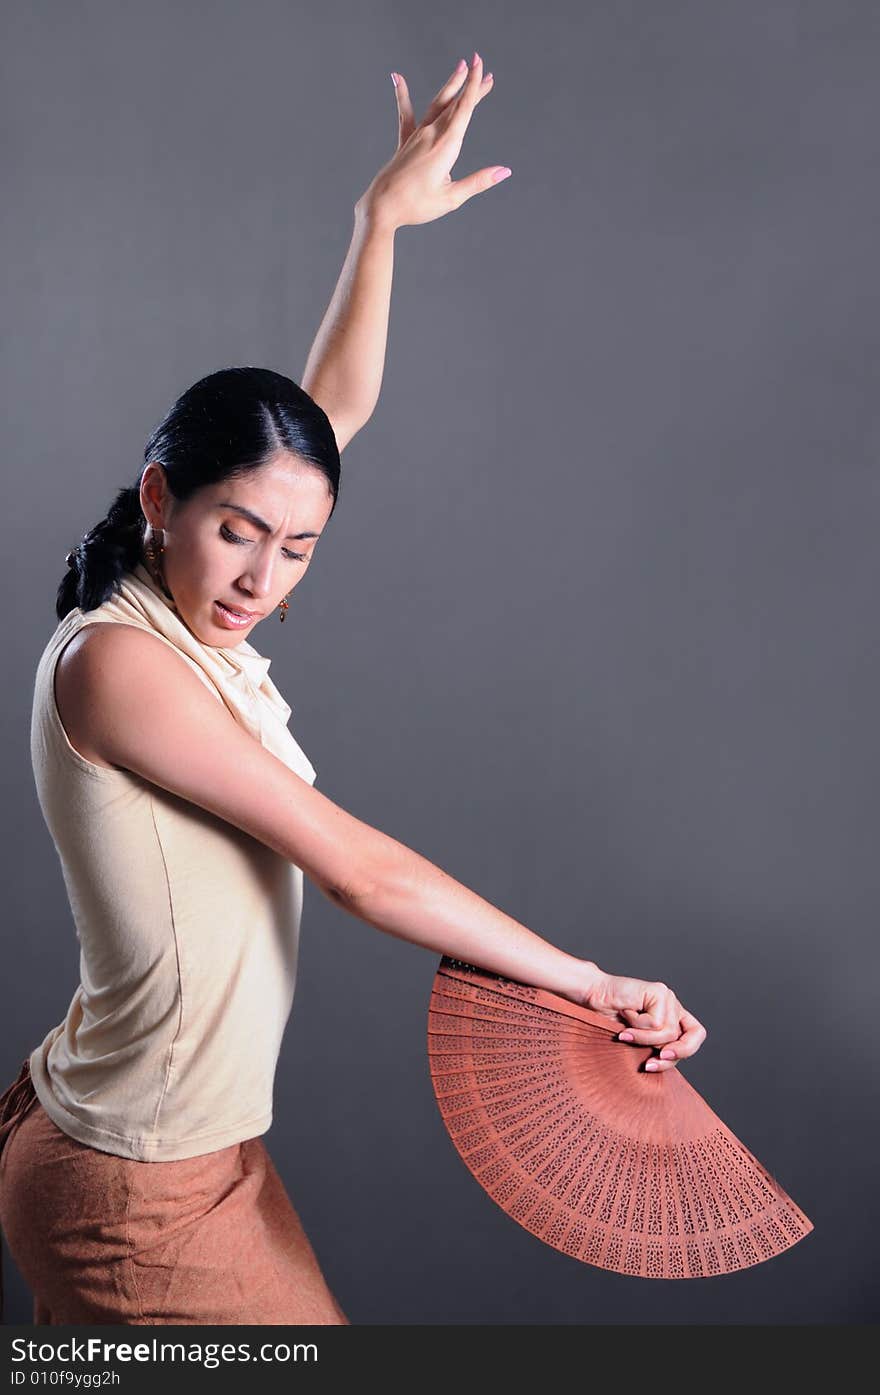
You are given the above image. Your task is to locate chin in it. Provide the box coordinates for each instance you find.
[177,607,247,647]
[210,624,250,646]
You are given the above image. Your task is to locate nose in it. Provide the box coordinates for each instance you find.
[236,547,277,601]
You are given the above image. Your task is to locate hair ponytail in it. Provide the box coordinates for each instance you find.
[55,481,145,620]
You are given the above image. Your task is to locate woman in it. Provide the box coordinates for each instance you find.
[0,54,705,1326]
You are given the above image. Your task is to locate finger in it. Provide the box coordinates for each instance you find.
[446,163,512,209]
[653,1009,707,1057]
[618,1026,681,1046]
[424,66,493,125]
[644,1057,679,1073]
[426,70,494,135]
[438,57,469,97]
[618,1004,672,1032]
[433,51,485,138]
[619,1007,705,1054]
[619,1006,658,1025]
[422,58,468,123]
[392,72,417,147]
[663,1012,708,1060]
[648,1034,687,1071]
[616,1005,682,1045]
[619,985,679,1027]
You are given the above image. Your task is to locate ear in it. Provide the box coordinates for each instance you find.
[139,460,171,527]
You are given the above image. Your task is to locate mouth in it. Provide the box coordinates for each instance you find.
[214,600,260,628]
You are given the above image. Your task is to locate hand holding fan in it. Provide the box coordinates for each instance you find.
[427,956,813,1279]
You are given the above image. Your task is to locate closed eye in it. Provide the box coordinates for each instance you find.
[220,523,307,562]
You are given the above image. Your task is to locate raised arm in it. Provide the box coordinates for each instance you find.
[300,206,396,454]
[302,52,511,452]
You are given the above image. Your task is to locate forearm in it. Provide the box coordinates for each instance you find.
[301,199,397,442]
[349,844,596,1005]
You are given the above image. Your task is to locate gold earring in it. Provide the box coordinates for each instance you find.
[278,593,290,622]
[145,527,165,570]
[144,528,174,605]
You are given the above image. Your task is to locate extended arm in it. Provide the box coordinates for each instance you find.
[60,622,707,1069]
[301,206,396,454]
[64,622,591,1005]
[302,54,510,453]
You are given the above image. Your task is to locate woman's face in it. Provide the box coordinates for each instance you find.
[140,451,335,646]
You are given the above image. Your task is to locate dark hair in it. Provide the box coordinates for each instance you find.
[56,366,340,620]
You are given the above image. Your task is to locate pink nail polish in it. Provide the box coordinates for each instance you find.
[390,72,399,87]
[492,167,512,183]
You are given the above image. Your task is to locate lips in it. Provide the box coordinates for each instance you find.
[214,600,262,629]
[217,601,258,618]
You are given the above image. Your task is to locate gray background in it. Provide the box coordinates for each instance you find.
[3,0,878,1324]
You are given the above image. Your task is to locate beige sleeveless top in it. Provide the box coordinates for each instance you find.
[28,561,317,1162]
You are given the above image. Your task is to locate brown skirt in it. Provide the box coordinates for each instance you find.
[0,1057,349,1325]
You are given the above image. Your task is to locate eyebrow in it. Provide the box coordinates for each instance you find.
[216,501,322,541]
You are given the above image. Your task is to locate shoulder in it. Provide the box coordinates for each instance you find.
[57,620,197,690]
[55,622,222,769]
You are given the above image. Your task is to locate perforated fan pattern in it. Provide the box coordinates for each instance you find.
[428,957,813,1279]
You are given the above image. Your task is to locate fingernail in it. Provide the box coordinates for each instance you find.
[645,1061,659,1071]
[473,51,481,66]
[455,58,467,72]
[618,1031,634,1041]
[492,167,512,183]
[660,1048,676,1060]
[390,72,399,87]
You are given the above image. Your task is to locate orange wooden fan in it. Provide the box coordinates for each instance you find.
[427,956,813,1279]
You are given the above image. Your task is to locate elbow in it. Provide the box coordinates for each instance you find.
[314,824,409,917]
[318,861,388,915]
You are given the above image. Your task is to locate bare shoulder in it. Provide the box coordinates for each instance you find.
[54,622,214,770]
[59,619,174,665]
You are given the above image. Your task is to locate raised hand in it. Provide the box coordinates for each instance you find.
[358,52,511,231]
